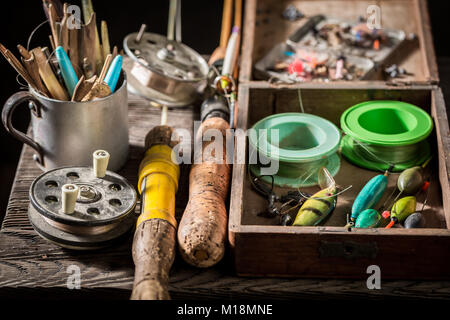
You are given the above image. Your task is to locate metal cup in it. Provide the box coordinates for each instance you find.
[1,73,129,171]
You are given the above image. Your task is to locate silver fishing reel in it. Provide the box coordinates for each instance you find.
[123,0,209,107]
[28,150,137,250]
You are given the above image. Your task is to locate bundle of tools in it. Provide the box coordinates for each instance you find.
[0,0,122,102]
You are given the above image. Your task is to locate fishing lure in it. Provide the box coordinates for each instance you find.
[250,176,279,219]
[348,171,388,226]
[354,209,381,228]
[383,160,429,210]
[404,180,430,229]
[404,212,424,229]
[250,175,307,226]
[385,196,417,228]
[397,166,424,195]
[293,168,338,226]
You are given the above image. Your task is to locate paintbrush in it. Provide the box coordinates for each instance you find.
[55,46,79,97]
[32,47,69,100]
[81,0,95,24]
[232,0,242,79]
[104,54,122,92]
[42,0,63,21]
[101,21,111,61]
[18,45,51,97]
[17,44,32,60]
[69,23,81,77]
[81,54,112,101]
[71,75,97,101]
[209,0,233,65]
[60,3,70,52]
[83,12,103,75]
[0,43,36,87]
[112,46,118,59]
[42,46,65,86]
[48,4,60,47]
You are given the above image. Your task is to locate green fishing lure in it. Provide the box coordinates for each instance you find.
[354,209,381,228]
[397,166,424,195]
[351,172,388,222]
[391,196,417,223]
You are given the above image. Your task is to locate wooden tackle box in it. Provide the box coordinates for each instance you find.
[228,0,450,279]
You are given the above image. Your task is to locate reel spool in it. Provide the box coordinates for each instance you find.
[28,151,138,250]
[123,26,209,107]
[340,101,434,172]
[248,113,341,188]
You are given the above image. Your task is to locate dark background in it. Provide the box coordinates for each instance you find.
[0,0,449,218]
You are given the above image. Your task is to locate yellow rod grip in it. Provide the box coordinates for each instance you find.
[136,145,180,228]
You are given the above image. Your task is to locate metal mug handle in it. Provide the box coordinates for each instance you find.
[2,91,44,166]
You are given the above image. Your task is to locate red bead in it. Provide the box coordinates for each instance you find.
[288,59,303,75]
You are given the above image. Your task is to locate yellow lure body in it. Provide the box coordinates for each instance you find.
[293,187,337,226]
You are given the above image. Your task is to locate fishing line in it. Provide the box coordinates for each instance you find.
[297,89,305,113]
[351,138,422,166]
[15,74,29,90]
[27,20,49,51]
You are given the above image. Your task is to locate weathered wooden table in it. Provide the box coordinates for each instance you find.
[1,93,449,300]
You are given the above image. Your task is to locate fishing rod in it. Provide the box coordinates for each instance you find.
[131,108,180,300]
[177,0,242,268]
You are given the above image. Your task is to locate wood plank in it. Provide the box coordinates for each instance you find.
[239,0,256,82]
[431,89,450,226]
[1,229,450,300]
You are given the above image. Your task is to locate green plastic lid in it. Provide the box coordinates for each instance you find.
[340,101,433,146]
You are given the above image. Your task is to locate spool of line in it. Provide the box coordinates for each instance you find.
[340,101,433,172]
[248,113,341,188]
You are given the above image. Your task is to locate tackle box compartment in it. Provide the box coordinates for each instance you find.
[228,84,450,279]
[240,0,439,85]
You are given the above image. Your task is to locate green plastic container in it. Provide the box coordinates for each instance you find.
[248,113,341,188]
[340,101,433,172]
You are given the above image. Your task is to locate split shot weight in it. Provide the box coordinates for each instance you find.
[28,151,137,250]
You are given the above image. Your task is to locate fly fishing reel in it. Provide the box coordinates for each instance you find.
[123,24,209,107]
[28,151,138,250]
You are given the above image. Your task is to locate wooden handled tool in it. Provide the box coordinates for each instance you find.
[177,2,241,266]
[209,0,233,65]
[131,123,180,300]
[31,47,69,100]
[178,116,231,268]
